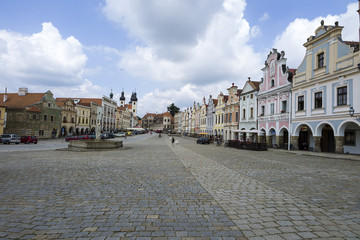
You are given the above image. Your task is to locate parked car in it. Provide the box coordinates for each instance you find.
[65,135,80,142]
[1,134,21,144]
[114,132,126,137]
[196,137,210,144]
[20,136,38,144]
[100,133,110,139]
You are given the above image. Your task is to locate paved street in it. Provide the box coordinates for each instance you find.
[0,135,359,239]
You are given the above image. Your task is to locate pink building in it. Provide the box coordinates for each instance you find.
[257,49,294,148]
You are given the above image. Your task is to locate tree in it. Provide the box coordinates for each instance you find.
[167,103,180,117]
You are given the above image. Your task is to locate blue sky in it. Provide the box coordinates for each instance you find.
[0,0,358,117]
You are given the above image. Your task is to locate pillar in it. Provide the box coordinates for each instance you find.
[313,136,321,152]
[335,136,344,154]
[291,136,299,150]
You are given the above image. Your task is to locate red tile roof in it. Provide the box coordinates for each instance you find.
[0,93,45,109]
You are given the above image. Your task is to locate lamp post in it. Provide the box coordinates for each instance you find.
[349,106,360,122]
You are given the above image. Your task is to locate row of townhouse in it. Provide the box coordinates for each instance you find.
[0,88,139,138]
[175,20,360,154]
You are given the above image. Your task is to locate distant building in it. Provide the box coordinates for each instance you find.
[55,98,77,137]
[141,112,174,132]
[0,88,61,138]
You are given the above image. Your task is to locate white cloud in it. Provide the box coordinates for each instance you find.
[104,0,263,92]
[0,22,88,92]
[273,2,358,69]
[259,12,269,22]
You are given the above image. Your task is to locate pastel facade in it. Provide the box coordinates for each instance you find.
[206,95,217,136]
[214,92,227,139]
[291,21,360,154]
[258,49,293,148]
[224,83,241,141]
[200,97,207,134]
[238,80,260,142]
[55,98,76,136]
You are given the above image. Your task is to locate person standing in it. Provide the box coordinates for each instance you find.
[172,137,175,146]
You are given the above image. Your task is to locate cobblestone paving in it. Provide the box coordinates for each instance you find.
[0,136,245,239]
[1,135,360,239]
[176,137,360,218]
[170,137,360,240]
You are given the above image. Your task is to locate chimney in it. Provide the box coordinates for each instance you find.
[18,87,28,96]
[3,87,7,102]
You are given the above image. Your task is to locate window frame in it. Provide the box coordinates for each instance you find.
[318,52,324,68]
[314,92,323,109]
[337,86,347,106]
[298,96,304,111]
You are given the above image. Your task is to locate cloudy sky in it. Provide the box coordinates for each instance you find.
[0,0,358,117]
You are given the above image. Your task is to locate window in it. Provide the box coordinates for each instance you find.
[235,112,238,122]
[250,108,254,118]
[44,115,47,121]
[50,116,54,122]
[270,103,275,114]
[318,53,324,68]
[39,130,44,136]
[71,117,75,123]
[298,96,304,111]
[271,79,275,87]
[337,86,347,106]
[48,103,51,107]
[282,101,287,112]
[314,92,322,109]
[344,130,355,146]
[261,106,265,116]
[225,114,228,123]
[33,115,36,120]
[243,96,245,101]
[250,94,253,99]
[242,109,246,119]
[229,113,232,123]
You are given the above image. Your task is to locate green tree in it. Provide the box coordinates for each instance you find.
[167,103,180,117]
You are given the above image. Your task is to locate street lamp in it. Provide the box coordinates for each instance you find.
[349,106,360,122]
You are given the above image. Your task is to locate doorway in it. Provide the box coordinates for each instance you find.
[321,124,335,152]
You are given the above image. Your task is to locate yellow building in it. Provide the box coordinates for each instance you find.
[76,104,91,135]
[0,105,6,135]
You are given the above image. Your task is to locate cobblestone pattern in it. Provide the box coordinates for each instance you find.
[0,136,245,239]
[169,139,360,240]
[177,137,360,217]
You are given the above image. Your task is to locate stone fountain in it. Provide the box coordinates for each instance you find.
[68,123,122,150]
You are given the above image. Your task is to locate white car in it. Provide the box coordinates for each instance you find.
[114,132,126,137]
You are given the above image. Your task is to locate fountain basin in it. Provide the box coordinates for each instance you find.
[68,139,123,149]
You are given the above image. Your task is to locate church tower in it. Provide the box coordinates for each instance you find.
[120,90,125,107]
[130,92,138,127]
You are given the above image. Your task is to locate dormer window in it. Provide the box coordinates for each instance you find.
[271,79,275,87]
[318,53,324,68]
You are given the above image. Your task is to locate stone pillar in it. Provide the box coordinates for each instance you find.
[313,136,321,152]
[291,136,299,150]
[266,136,272,148]
[335,136,344,154]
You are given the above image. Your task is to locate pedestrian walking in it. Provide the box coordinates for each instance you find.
[172,137,175,146]
[216,137,220,147]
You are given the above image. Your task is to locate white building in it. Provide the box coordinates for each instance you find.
[291,20,360,154]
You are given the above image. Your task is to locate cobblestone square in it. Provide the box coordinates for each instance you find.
[0,135,359,239]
